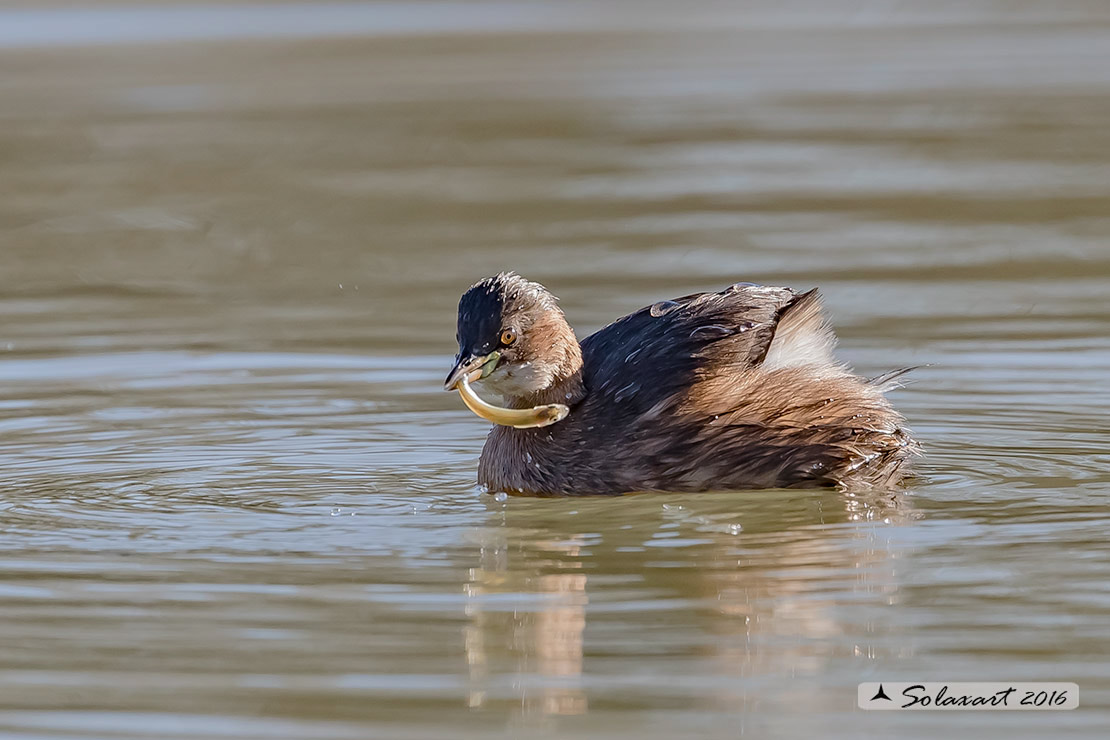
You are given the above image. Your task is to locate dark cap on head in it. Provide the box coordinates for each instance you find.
[456,272,556,356]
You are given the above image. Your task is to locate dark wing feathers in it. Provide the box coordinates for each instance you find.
[579,285,801,419]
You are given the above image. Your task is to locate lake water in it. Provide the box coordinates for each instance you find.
[1,1,1108,737]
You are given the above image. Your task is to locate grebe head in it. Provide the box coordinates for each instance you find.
[444,272,581,402]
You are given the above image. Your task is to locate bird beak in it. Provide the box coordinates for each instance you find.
[444,351,500,391]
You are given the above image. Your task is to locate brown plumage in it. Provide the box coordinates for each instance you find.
[446,273,918,496]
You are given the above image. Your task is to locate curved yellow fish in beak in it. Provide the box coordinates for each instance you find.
[444,351,569,429]
[455,375,569,429]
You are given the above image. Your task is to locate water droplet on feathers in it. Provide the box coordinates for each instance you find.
[650,300,680,317]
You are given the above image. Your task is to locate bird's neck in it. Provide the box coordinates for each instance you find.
[507,323,587,410]
[510,367,586,409]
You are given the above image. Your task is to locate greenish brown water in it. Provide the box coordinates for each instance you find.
[1,2,1109,737]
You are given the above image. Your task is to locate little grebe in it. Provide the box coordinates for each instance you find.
[445,273,917,495]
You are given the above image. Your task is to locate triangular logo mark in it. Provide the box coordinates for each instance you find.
[870,684,892,701]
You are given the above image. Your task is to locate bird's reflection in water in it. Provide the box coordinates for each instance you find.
[463,489,922,720]
[464,531,590,716]
[695,491,922,715]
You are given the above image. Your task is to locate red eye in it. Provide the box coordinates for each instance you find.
[500,329,517,346]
